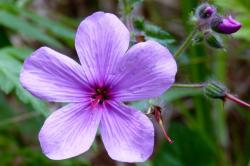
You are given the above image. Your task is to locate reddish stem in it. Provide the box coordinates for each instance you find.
[225,93,250,109]
[159,121,173,144]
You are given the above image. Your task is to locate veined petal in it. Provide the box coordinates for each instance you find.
[20,47,92,102]
[75,12,130,85]
[110,40,177,101]
[100,101,154,162]
[39,103,102,160]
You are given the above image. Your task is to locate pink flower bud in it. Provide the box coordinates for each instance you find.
[212,16,241,34]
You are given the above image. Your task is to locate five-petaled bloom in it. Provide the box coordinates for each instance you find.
[20,12,177,162]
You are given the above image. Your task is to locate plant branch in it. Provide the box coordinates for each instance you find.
[174,29,198,58]
[172,82,250,109]
[173,83,205,88]
[225,93,250,109]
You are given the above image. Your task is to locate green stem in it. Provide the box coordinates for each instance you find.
[172,83,204,88]
[172,84,250,109]
[174,29,198,58]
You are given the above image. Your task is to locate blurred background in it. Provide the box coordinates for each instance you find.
[0,0,250,165]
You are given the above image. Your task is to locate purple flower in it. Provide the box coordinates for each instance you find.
[20,12,177,162]
[212,15,242,34]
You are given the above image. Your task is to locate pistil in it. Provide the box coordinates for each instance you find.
[91,88,110,107]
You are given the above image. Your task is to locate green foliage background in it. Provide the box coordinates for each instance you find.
[0,0,249,165]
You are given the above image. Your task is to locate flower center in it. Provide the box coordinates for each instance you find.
[91,87,110,106]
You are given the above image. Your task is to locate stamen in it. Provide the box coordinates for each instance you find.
[91,95,103,107]
[148,105,173,144]
[159,119,173,144]
[91,87,110,107]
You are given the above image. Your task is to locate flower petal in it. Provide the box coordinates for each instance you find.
[100,101,154,162]
[20,47,92,102]
[75,12,130,85]
[39,103,102,160]
[110,40,177,101]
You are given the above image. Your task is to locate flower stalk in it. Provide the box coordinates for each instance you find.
[172,83,205,88]
[225,94,250,109]
[173,81,250,109]
[174,29,198,58]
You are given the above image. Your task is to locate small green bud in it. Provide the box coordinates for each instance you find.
[205,33,224,49]
[193,32,204,44]
[204,81,228,99]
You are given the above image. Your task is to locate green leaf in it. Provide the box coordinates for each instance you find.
[134,17,175,47]
[0,47,49,116]
[0,10,63,48]
[0,47,32,60]
[19,10,75,46]
[205,33,224,49]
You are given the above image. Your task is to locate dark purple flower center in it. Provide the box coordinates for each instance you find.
[92,87,110,105]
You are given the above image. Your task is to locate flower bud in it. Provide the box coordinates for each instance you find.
[195,4,217,31]
[205,33,224,49]
[203,81,228,99]
[211,15,241,34]
[193,32,204,43]
[196,3,216,19]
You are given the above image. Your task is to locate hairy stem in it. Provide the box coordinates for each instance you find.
[172,83,205,88]
[174,29,198,58]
